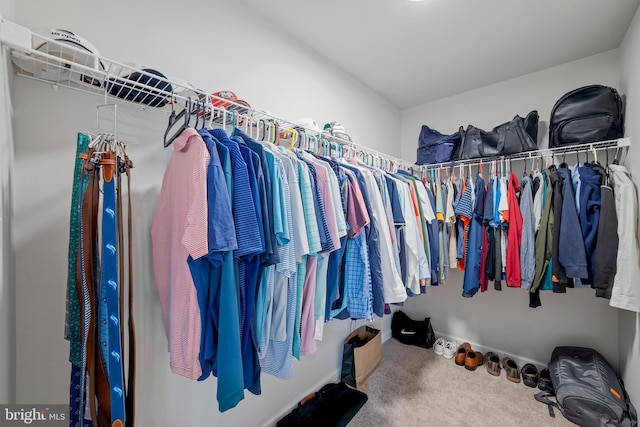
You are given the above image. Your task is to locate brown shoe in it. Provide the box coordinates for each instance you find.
[485,352,501,376]
[465,350,484,371]
[503,357,521,383]
[455,342,471,366]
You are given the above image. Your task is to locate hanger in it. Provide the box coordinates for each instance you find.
[287,128,298,150]
[294,130,303,150]
[193,100,201,129]
[265,121,273,143]
[329,141,338,158]
[256,118,264,141]
[164,97,191,148]
[275,122,281,145]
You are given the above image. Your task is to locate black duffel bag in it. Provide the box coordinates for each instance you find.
[391,310,436,349]
[455,110,539,160]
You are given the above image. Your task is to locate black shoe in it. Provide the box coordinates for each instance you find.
[521,364,539,388]
[537,368,553,392]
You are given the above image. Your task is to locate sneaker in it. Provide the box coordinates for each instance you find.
[433,337,445,356]
[442,341,456,359]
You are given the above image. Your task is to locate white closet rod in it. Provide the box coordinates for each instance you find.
[0,19,412,171]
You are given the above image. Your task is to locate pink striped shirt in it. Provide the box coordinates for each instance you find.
[152,128,209,380]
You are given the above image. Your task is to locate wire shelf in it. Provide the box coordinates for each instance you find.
[417,138,630,171]
[4,24,631,173]
[6,26,413,170]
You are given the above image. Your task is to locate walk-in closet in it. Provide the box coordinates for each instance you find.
[1,1,640,426]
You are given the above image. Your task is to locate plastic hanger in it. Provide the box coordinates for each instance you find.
[287,128,298,150]
[164,97,191,148]
[193,101,201,129]
[266,121,273,143]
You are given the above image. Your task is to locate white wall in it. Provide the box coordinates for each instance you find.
[10,1,398,426]
[399,50,623,369]
[0,0,16,405]
[619,4,640,411]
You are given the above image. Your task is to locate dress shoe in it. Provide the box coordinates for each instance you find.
[464,350,484,371]
[503,357,521,383]
[485,351,501,376]
[455,342,471,366]
[521,363,539,388]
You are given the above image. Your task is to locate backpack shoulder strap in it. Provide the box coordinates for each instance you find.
[534,391,558,418]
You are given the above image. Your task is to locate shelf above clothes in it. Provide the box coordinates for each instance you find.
[416,138,631,172]
[0,19,412,172]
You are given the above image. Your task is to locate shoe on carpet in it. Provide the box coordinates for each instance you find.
[433,337,445,356]
[464,350,484,371]
[442,341,456,360]
[485,352,501,376]
[455,342,471,366]
[521,363,539,388]
[502,357,521,383]
[537,368,553,392]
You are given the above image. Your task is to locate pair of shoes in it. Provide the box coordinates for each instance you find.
[433,337,456,359]
[485,352,501,376]
[503,357,521,383]
[455,342,484,371]
[538,368,553,392]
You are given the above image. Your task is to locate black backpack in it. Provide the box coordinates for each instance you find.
[549,85,624,148]
[535,346,637,427]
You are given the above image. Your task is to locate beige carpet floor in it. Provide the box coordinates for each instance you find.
[348,338,574,427]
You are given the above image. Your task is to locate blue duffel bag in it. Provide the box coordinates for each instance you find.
[416,125,460,165]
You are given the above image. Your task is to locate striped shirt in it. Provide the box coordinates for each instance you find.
[152,128,209,380]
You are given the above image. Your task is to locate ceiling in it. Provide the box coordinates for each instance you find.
[241,0,640,109]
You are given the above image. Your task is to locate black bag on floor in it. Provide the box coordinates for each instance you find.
[391,310,436,349]
[277,382,368,427]
[549,85,624,148]
[535,346,638,427]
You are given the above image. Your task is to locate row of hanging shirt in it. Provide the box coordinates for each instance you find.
[150,116,445,412]
[426,152,640,312]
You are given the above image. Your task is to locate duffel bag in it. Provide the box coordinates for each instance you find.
[391,310,436,349]
[455,110,538,160]
[416,125,460,165]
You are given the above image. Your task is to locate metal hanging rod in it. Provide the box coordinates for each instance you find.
[418,137,631,170]
[1,20,413,171]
